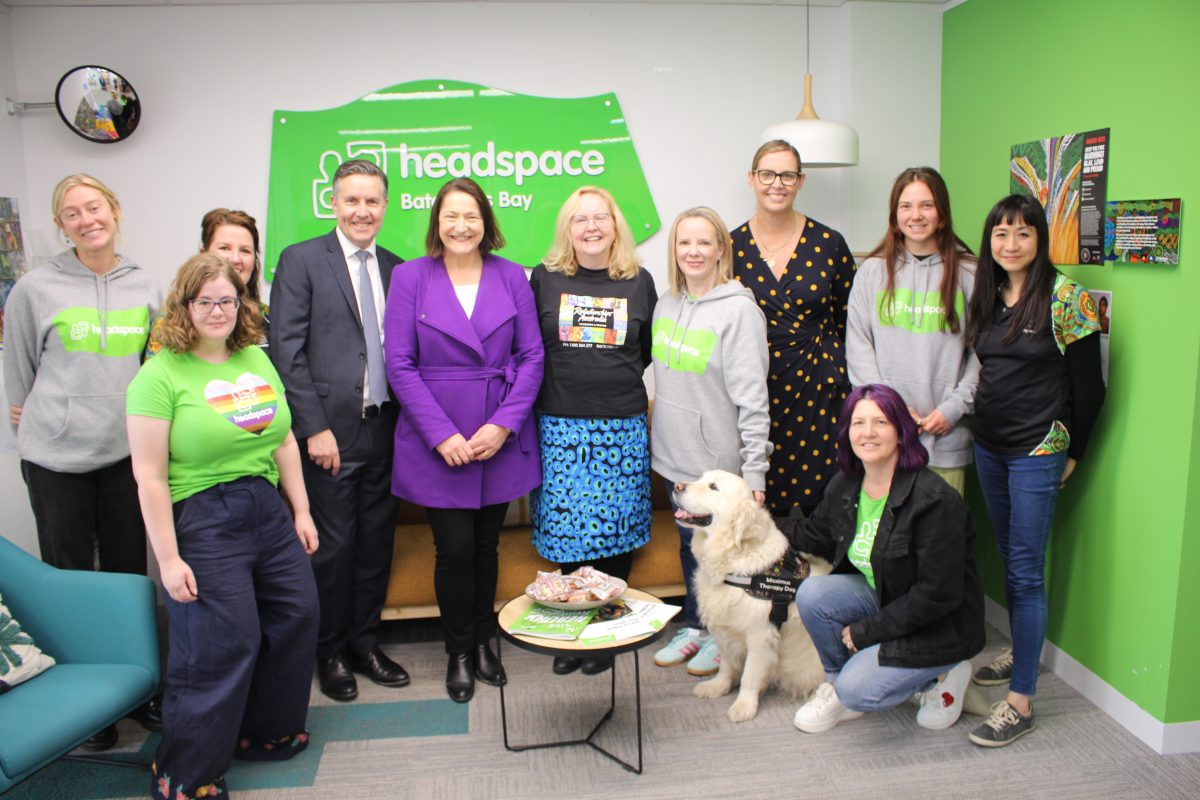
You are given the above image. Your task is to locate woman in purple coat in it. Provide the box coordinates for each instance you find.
[384,178,543,703]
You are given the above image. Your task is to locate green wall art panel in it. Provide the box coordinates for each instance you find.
[265,79,660,280]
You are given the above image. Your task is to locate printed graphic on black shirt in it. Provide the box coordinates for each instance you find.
[557,292,627,348]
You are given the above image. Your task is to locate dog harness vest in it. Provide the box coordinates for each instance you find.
[724,548,811,628]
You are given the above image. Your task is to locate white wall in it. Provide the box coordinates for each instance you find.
[0,0,943,559]
[848,0,944,253]
[0,5,38,556]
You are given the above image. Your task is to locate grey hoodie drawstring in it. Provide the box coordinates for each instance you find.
[96,270,110,350]
[668,294,698,368]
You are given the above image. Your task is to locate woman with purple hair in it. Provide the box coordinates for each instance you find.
[777,383,985,735]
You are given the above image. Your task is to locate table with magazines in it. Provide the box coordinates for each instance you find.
[496,587,670,774]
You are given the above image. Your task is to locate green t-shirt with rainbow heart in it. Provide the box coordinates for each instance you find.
[126,345,291,502]
[848,489,888,589]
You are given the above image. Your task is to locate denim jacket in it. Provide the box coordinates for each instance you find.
[780,468,985,668]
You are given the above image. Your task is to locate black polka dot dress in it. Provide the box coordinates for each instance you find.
[732,218,857,514]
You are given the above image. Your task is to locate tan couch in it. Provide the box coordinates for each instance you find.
[383,474,685,619]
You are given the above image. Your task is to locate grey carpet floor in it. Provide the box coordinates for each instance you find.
[96,622,1199,799]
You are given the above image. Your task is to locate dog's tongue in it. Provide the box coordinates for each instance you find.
[674,509,693,520]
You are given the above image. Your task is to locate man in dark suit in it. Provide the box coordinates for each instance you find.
[269,159,408,701]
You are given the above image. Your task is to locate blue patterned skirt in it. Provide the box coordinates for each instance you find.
[531,413,652,563]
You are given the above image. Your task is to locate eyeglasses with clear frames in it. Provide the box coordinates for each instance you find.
[569,213,613,228]
[754,169,802,187]
[189,297,241,315]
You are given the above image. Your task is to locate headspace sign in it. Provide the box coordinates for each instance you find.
[265,79,659,280]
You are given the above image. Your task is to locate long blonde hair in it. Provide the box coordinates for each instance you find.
[542,186,641,280]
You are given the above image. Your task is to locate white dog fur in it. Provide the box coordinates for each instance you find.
[675,469,832,722]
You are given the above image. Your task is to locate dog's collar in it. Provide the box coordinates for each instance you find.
[724,548,811,628]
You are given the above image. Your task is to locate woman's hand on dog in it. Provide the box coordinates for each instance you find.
[754,490,765,507]
[841,625,857,653]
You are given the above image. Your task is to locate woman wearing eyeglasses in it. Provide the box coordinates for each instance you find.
[528,186,657,676]
[127,253,319,800]
[732,139,857,518]
[148,208,268,355]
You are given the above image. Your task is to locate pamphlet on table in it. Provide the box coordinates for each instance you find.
[578,598,681,645]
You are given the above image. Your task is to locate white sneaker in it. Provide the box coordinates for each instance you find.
[793,682,863,733]
[654,627,703,667]
[916,660,973,730]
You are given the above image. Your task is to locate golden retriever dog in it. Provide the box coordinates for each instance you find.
[674,469,831,722]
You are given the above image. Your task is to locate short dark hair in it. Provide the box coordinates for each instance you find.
[424,178,506,258]
[333,159,389,198]
[836,384,929,476]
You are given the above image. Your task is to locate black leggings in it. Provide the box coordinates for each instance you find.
[426,503,509,654]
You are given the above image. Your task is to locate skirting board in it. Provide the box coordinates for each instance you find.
[983,597,1200,755]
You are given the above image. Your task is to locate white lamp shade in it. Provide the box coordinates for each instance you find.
[762,118,859,168]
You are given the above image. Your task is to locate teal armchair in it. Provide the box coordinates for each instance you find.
[0,535,161,794]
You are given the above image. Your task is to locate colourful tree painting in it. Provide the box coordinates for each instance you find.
[1010,134,1083,264]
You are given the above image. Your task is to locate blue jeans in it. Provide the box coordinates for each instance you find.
[973,443,1067,697]
[664,478,703,630]
[796,574,955,712]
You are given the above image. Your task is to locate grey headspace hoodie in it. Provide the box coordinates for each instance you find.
[649,280,771,491]
[845,250,979,468]
[3,249,161,472]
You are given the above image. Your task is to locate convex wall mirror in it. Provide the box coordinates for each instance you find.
[55,65,140,143]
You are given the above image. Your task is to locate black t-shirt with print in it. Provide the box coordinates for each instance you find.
[528,263,657,418]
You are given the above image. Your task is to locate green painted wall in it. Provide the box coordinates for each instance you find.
[942,0,1200,724]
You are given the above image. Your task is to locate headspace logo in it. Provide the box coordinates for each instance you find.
[394,141,605,187]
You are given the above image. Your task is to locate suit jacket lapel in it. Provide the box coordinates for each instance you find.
[325,231,363,329]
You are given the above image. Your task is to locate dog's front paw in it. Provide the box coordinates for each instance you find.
[693,678,732,699]
[727,695,759,722]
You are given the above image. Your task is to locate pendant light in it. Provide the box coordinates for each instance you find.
[761,0,859,168]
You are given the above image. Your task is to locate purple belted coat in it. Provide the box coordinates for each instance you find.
[384,254,543,509]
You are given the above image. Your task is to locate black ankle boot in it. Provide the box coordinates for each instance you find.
[473,643,506,686]
[446,652,475,703]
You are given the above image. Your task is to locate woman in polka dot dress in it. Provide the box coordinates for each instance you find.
[732,139,857,517]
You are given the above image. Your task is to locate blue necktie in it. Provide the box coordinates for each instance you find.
[355,250,388,407]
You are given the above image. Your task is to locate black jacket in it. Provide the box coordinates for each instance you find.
[780,468,985,668]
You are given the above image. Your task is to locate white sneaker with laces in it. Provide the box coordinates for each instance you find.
[916,660,973,730]
[793,682,863,733]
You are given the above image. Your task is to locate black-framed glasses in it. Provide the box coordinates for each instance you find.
[754,169,802,187]
[189,297,240,315]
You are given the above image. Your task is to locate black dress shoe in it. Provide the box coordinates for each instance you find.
[82,723,118,752]
[446,652,475,703]
[128,695,163,732]
[317,654,359,701]
[553,656,583,675]
[348,648,411,687]
[473,643,506,686]
[581,656,613,675]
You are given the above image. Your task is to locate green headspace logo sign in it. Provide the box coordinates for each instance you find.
[265,79,659,280]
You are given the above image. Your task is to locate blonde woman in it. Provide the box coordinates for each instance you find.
[650,206,770,677]
[5,174,159,576]
[528,186,657,676]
